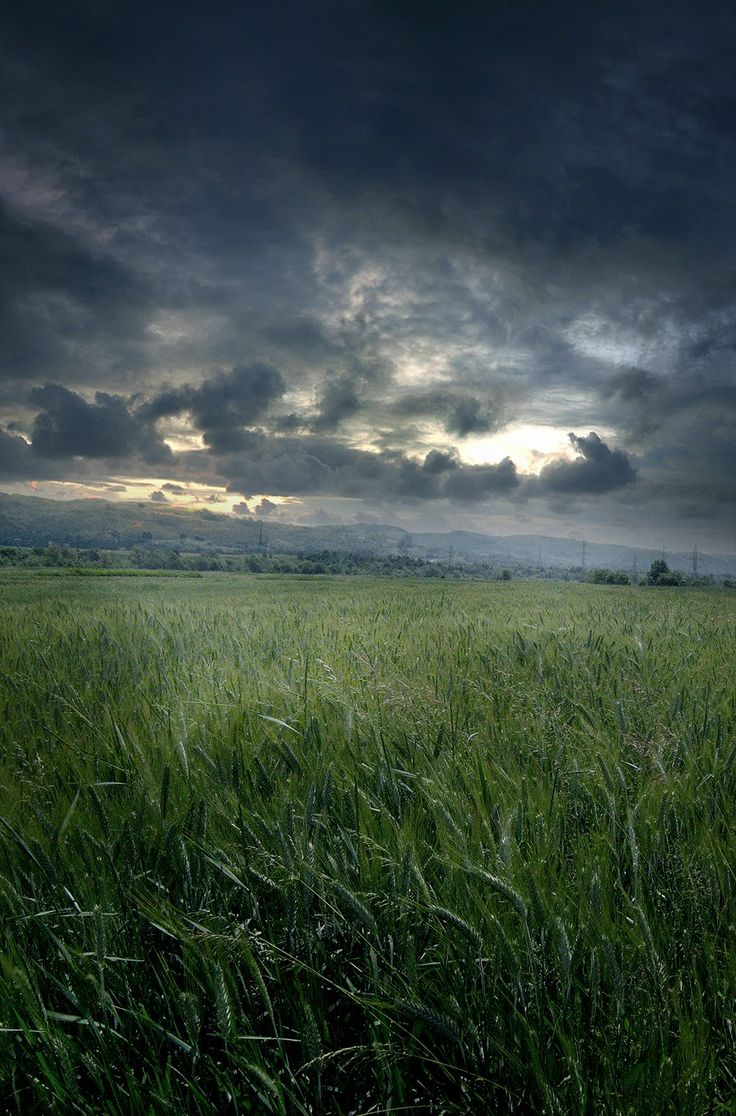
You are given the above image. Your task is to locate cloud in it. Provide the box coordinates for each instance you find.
[141,364,285,451]
[602,368,662,404]
[149,490,168,502]
[254,497,277,516]
[443,457,519,502]
[312,372,362,431]
[212,429,524,507]
[0,426,37,477]
[0,203,155,390]
[445,397,499,438]
[422,448,459,474]
[0,423,100,482]
[535,432,637,495]
[262,317,338,359]
[232,501,251,515]
[29,384,172,463]
[392,389,507,439]
[160,482,227,504]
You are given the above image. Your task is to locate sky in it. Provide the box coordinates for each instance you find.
[1,0,735,551]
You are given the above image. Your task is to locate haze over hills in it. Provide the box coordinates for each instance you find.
[1,491,734,576]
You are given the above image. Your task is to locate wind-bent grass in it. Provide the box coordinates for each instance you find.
[0,574,734,1113]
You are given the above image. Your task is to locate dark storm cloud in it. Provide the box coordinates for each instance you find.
[141,364,285,451]
[422,449,459,475]
[29,384,172,463]
[535,433,637,495]
[211,430,521,507]
[393,390,507,437]
[2,1,735,277]
[261,319,340,361]
[602,369,663,405]
[274,2,735,265]
[600,357,736,520]
[446,397,499,438]
[444,458,519,502]
[304,329,395,434]
[0,204,154,389]
[312,373,362,431]
[149,490,168,503]
[0,423,98,482]
[0,427,36,477]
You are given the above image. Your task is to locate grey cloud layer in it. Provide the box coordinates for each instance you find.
[0,1,733,544]
[7,363,639,506]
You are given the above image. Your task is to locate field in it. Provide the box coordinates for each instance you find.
[0,573,734,1114]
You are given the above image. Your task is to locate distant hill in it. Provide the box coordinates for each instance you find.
[1,491,734,575]
[411,530,736,576]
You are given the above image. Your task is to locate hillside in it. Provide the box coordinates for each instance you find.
[1,491,734,575]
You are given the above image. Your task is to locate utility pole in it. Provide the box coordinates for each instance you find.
[632,552,638,582]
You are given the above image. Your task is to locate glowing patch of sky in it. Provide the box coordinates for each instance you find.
[461,424,615,474]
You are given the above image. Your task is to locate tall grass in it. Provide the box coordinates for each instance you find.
[0,574,734,1113]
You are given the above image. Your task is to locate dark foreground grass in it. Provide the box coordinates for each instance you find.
[0,574,734,1114]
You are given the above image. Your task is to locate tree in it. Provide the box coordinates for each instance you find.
[647,559,687,586]
[647,559,668,584]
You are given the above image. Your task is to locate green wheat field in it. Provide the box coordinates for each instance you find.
[0,573,734,1114]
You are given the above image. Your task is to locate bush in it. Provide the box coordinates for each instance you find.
[590,568,631,585]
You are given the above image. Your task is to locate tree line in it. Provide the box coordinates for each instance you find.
[1,545,732,586]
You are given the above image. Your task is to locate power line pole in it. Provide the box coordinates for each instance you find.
[632,552,638,582]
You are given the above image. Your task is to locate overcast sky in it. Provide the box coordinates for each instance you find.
[1,0,735,549]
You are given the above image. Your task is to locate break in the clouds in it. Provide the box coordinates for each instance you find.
[0,0,734,549]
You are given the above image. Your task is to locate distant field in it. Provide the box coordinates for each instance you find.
[0,574,734,1113]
